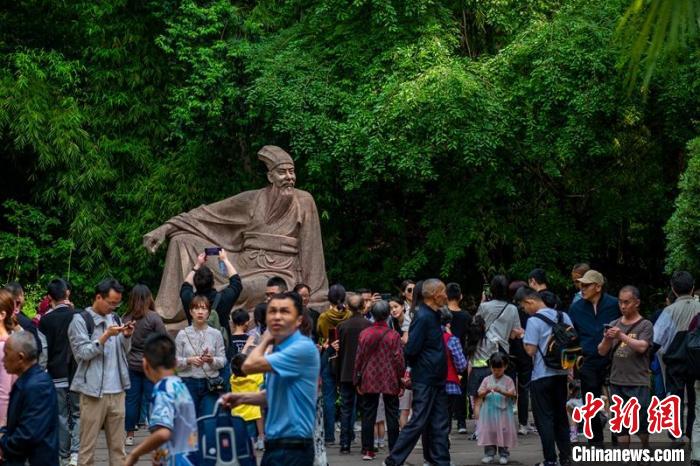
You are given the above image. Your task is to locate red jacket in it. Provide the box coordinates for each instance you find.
[353,322,405,395]
[443,332,460,385]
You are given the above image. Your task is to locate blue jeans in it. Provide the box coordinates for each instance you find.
[57,388,80,458]
[125,369,154,431]
[182,377,219,418]
[320,351,337,442]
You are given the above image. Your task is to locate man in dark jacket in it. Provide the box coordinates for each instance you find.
[568,269,620,445]
[385,278,450,466]
[0,331,59,465]
[336,293,371,454]
[39,278,79,465]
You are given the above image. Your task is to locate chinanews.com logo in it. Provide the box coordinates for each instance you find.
[570,393,685,464]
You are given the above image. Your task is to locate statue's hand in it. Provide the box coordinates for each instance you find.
[143,225,169,254]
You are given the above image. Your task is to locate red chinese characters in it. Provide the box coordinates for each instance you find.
[647,394,682,438]
[572,392,605,439]
[608,394,641,435]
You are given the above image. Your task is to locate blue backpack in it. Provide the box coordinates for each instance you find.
[197,403,256,466]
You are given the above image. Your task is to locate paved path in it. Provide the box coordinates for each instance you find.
[96,418,689,465]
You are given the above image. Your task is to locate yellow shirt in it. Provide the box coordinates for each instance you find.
[230,373,264,421]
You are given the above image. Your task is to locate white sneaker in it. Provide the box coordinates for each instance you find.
[481,456,494,464]
[69,454,78,466]
[458,427,468,434]
[125,436,134,446]
[499,457,508,465]
[518,424,528,435]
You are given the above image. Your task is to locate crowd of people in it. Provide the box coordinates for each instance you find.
[1,253,700,466]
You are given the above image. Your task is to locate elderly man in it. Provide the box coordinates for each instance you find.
[143,145,329,319]
[385,279,450,466]
[0,331,59,465]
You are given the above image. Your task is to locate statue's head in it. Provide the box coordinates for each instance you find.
[258,146,296,195]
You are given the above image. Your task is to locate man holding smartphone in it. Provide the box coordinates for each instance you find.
[67,279,135,466]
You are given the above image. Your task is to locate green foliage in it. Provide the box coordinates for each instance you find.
[665,137,700,276]
[0,200,75,284]
[617,0,700,89]
[0,0,698,304]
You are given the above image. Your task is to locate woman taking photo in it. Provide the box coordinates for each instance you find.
[123,284,166,445]
[176,295,226,417]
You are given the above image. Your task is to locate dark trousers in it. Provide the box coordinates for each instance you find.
[339,382,358,448]
[665,363,696,438]
[261,444,314,466]
[361,393,399,452]
[579,357,608,444]
[454,377,468,427]
[125,369,154,431]
[517,368,532,426]
[447,394,462,433]
[386,383,450,466]
[530,375,571,465]
[320,351,337,442]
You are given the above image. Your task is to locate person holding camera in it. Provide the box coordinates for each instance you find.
[180,248,242,348]
[175,295,227,418]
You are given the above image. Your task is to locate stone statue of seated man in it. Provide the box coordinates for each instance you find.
[143,145,329,322]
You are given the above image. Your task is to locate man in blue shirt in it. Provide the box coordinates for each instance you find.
[521,287,572,466]
[384,279,450,466]
[221,291,320,466]
[568,269,620,445]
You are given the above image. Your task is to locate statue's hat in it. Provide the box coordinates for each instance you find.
[258,146,294,171]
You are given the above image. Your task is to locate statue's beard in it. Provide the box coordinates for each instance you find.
[266,184,295,223]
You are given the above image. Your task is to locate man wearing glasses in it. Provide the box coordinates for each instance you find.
[68,278,135,466]
[568,270,620,445]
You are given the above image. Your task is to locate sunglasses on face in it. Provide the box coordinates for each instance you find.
[406,287,414,293]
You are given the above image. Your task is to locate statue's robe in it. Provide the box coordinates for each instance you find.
[154,186,329,322]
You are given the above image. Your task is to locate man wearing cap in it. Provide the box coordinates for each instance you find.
[143,146,329,316]
[568,269,620,445]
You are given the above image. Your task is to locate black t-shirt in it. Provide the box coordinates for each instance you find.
[450,309,472,349]
[230,334,249,355]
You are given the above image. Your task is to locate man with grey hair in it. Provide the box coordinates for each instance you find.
[385,278,450,466]
[335,293,371,455]
[0,331,59,465]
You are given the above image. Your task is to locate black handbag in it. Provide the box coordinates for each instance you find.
[206,375,226,393]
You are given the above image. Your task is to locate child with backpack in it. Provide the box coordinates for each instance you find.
[125,333,198,466]
[230,352,265,450]
[476,352,518,465]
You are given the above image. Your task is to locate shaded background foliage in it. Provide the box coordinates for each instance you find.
[1,0,698,310]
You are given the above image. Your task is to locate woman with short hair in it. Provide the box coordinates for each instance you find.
[175,295,226,418]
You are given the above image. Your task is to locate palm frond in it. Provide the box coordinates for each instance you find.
[616,0,699,89]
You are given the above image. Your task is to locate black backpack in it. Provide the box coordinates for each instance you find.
[686,326,700,379]
[68,310,121,383]
[532,311,582,370]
